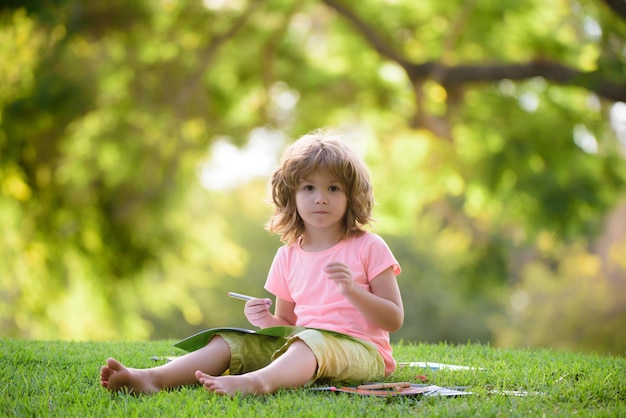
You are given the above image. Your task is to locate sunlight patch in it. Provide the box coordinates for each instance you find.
[199,128,286,191]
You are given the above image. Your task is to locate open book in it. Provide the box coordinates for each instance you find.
[175,326,324,352]
[310,384,472,397]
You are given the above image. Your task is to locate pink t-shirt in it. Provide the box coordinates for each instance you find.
[264,232,401,375]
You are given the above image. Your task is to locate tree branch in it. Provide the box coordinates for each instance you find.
[410,60,626,102]
[320,0,411,68]
[322,0,626,102]
[602,0,626,21]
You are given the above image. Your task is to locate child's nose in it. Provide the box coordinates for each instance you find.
[315,192,328,205]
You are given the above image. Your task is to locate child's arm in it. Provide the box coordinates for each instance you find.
[325,263,404,332]
[273,298,297,326]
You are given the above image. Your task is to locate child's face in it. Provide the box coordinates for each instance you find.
[295,169,348,234]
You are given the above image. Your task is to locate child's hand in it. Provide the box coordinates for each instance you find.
[244,298,273,328]
[325,262,354,295]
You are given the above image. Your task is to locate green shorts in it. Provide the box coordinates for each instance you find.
[216,329,385,384]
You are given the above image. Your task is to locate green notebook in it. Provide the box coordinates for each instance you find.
[173,326,309,352]
[173,326,359,352]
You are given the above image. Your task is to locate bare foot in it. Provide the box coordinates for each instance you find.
[195,370,272,397]
[100,358,160,395]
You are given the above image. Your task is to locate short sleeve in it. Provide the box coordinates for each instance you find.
[264,246,294,301]
[362,233,401,281]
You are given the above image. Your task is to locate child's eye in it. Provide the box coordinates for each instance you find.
[329,185,340,192]
[303,185,314,191]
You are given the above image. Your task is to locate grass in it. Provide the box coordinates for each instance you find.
[1,338,624,417]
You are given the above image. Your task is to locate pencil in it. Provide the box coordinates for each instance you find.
[227,292,254,301]
[357,382,412,390]
[227,292,273,306]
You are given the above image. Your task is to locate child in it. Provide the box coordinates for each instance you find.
[100,129,403,397]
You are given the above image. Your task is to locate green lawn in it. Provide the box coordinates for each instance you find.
[1,338,624,417]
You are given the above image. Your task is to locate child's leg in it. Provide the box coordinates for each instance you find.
[100,335,231,394]
[196,339,317,396]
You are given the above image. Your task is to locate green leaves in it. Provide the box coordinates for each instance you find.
[0,0,624,353]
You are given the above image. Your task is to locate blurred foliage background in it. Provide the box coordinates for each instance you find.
[1,0,625,355]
